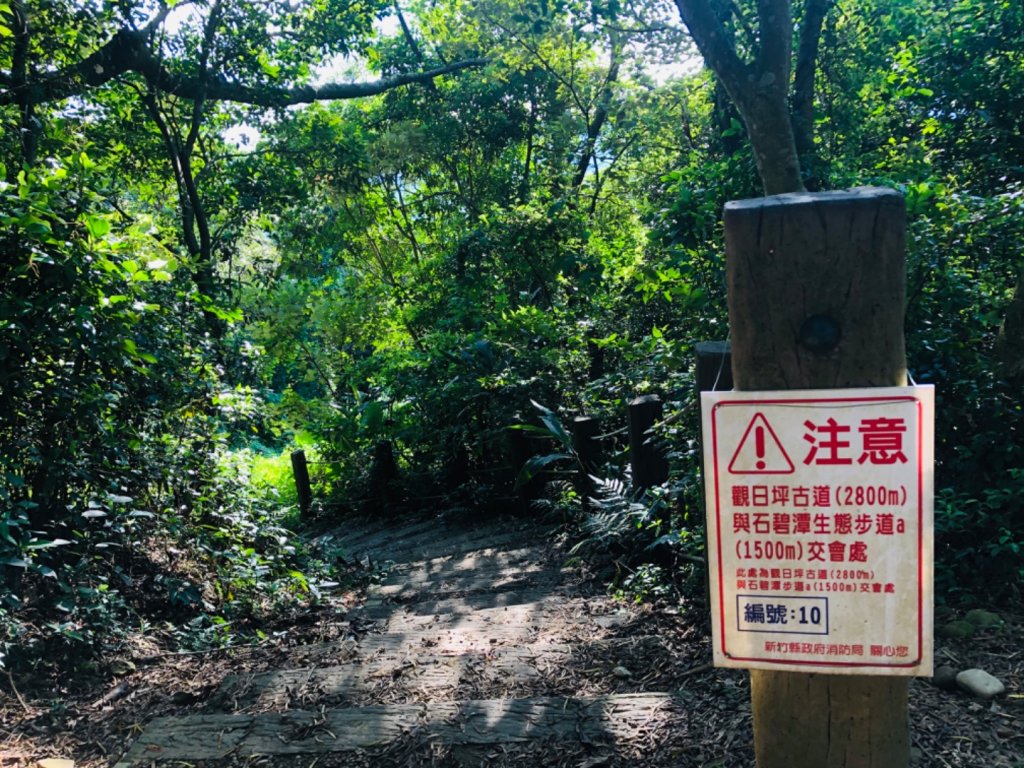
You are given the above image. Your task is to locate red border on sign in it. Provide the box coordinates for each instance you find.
[710,395,925,669]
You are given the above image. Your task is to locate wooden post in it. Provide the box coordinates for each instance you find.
[367,440,398,511]
[291,449,312,517]
[628,395,668,494]
[695,341,733,394]
[571,416,601,507]
[694,343,732,628]
[695,341,733,479]
[508,426,543,511]
[724,188,909,768]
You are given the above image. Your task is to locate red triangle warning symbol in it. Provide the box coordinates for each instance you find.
[728,413,795,474]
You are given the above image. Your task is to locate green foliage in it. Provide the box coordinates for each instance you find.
[615,564,673,604]
[901,189,1024,600]
[0,150,332,670]
[1,156,181,572]
[2,0,1022,665]
[936,470,1024,601]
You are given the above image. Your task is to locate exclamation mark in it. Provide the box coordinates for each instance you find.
[755,426,766,470]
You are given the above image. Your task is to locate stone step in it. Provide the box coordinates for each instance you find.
[117,692,687,764]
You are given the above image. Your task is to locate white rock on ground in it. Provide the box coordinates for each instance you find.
[955,668,1006,699]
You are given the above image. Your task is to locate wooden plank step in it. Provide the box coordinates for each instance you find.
[359,621,562,655]
[332,517,532,558]
[212,647,565,712]
[372,554,552,593]
[355,584,593,618]
[275,625,657,672]
[374,527,555,565]
[118,692,686,763]
[374,596,631,635]
[368,566,562,603]
[335,518,487,552]
[385,545,544,575]
[317,515,525,558]
[329,516,446,552]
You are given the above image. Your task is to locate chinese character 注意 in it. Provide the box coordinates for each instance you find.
[804,416,910,466]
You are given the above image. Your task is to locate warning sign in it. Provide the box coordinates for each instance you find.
[727,413,795,474]
[701,386,934,676]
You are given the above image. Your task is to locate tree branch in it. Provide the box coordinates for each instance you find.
[571,43,621,191]
[792,0,832,175]
[0,23,487,108]
[10,0,38,168]
[673,0,750,100]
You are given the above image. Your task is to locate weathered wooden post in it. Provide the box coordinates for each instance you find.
[291,449,312,517]
[367,440,398,510]
[627,395,668,495]
[694,345,732,627]
[695,341,732,395]
[695,341,733,479]
[508,426,543,511]
[571,416,601,506]
[724,188,912,768]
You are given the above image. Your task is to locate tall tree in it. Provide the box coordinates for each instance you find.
[673,0,832,193]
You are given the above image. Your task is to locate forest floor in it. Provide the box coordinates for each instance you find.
[1,511,1022,767]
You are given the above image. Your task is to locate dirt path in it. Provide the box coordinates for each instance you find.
[112,515,719,766]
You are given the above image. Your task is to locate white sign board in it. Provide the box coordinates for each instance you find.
[701,386,934,676]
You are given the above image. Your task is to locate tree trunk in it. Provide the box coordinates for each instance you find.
[675,0,807,195]
[740,91,806,196]
[724,187,910,768]
[10,0,39,171]
[791,0,833,189]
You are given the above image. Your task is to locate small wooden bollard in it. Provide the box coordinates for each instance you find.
[628,395,668,494]
[368,440,398,510]
[508,426,544,510]
[695,341,733,481]
[725,188,909,768]
[695,341,733,395]
[291,449,312,516]
[694,345,731,625]
[571,416,601,506]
